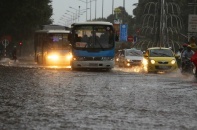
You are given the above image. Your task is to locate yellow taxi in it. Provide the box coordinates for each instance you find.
[142,47,178,73]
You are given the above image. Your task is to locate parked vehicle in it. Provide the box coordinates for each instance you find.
[143,47,178,73]
[117,48,143,67]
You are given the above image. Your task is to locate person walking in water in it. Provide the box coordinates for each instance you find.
[12,46,17,62]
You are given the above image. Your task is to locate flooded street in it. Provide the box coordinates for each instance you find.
[0,65,197,130]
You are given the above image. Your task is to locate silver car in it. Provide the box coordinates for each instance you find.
[118,49,144,67]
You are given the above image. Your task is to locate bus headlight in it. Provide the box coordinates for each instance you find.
[102,57,113,61]
[47,54,59,61]
[171,59,176,64]
[66,54,72,60]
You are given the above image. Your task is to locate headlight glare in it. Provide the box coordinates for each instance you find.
[142,58,148,65]
[171,59,176,64]
[47,54,59,60]
[127,59,131,62]
[150,59,156,64]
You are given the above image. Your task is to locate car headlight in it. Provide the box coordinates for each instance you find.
[127,59,131,62]
[150,59,156,64]
[142,58,148,65]
[171,59,176,64]
[47,54,59,60]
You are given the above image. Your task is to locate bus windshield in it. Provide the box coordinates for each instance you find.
[48,33,70,49]
[73,25,114,49]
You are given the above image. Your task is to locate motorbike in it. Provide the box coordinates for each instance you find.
[181,58,194,74]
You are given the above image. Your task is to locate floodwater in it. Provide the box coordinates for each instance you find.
[0,61,197,130]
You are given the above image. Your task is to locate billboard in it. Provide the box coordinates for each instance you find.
[188,15,197,33]
[119,24,128,41]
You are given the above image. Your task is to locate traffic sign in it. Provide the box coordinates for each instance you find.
[188,15,197,32]
[2,39,9,47]
[127,36,133,42]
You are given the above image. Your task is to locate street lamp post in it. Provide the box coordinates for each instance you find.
[65,13,73,23]
[67,10,77,22]
[123,0,125,24]
[112,0,114,15]
[69,6,79,22]
[89,0,91,21]
[78,0,88,21]
[78,0,96,21]
[102,0,104,19]
[95,0,97,20]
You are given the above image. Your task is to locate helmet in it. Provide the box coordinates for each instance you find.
[187,45,192,48]
[187,45,192,52]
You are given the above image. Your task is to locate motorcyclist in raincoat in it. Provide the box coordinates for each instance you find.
[181,45,194,73]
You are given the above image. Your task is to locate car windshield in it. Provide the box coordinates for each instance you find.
[126,50,143,56]
[149,49,173,57]
[73,25,114,49]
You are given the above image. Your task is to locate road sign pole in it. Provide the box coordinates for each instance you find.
[2,39,9,57]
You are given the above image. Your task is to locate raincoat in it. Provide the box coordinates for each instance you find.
[191,51,197,67]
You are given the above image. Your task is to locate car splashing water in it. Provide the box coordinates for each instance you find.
[115,66,144,73]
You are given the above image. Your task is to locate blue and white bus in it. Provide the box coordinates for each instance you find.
[69,21,115,70]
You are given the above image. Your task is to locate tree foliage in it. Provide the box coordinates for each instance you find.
[0,0,53,41]
[93,6,135,36]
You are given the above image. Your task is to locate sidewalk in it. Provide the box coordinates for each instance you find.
[0,56,37,66]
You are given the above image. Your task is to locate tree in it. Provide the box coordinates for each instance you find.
[0,0,53,41]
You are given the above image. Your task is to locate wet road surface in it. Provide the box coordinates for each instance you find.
[0,65,197,130]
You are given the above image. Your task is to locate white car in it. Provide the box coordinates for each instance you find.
[118,48,144,67]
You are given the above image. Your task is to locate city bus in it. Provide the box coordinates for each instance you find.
[34,27,72,65]
[69,21,115,70]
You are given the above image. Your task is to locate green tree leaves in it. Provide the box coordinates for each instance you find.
[0,0,53,40]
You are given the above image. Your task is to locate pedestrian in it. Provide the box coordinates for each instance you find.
[12,46,17,62]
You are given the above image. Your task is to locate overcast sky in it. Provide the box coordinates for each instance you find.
[51,0,138,25]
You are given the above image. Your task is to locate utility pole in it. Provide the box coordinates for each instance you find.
[102,0,103,19]
[112,0,114,15]
[123,0,125,24]
[188,0,197,41]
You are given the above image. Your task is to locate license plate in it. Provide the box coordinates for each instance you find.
[89,63,98,66]
[158,66,169,69]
